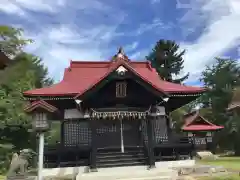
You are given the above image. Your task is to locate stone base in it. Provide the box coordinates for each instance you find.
[7,175,36,180]
[41,160,196,180]
[196,151,217,160]
[176,165,228,176]
[155,160,196,169]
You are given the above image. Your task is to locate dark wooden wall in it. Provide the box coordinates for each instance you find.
[83,79,160,108]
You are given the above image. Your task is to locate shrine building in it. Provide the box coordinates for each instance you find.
[182,110,224,151]
[23,48,206,170]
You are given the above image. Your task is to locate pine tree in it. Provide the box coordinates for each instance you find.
[146,39,189,83]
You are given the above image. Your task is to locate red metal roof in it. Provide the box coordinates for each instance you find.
[182,125,224,131]
[182,111,224,131]
[23,57,205,97]
[24,100,58,113]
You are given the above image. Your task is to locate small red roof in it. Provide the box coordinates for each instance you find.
[182,111,224,131]
[24,100,58,113]
[23,53,205,97]
[183,125,224,131]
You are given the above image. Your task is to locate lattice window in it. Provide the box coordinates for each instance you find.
[194,137,206,145]
[141,119,148,144]
[154,117,168,143]
[206,137,212,142]
[34,113,48,129]
[116,81,127,98]
[96,122,117,134]
[63,120,91,146]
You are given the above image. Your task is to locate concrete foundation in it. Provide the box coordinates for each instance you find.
[42,160,196,180]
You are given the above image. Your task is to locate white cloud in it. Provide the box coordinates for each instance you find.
[150,0,161,4]
[130,49,150,60]
[178,0,240,83]
[24,23,124,81]
[1,0,127,81]
[0,1,25,16]
[0,0,66,15]
[3,0,239,86]
[135,19,169,35]
[124,42,139,52]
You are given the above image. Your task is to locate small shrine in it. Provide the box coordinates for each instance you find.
[182,111,224,151]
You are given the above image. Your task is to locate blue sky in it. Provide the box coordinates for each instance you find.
[1,0,240,85]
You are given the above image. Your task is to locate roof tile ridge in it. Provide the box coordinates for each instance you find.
[185,111,199,126]
[108,58,132,69]
[146,60,155,71]
[198,115,215,126]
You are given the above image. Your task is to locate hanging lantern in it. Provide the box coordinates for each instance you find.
[84,109,90,118]
[149,105,161,117]
[32,111,50,132]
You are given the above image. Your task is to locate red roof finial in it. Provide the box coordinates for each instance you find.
[111,46,130,62]
[117,47,124,56]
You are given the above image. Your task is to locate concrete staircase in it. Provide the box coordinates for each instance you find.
[96,148,146,168]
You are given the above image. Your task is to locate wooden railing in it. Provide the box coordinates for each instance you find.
[44,144,90,168]
[154,133,194,161]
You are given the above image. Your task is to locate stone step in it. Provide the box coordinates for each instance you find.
[97,151,144,156]
[97,152,145,158]
[97,161,145,168]
[97,156,146,163]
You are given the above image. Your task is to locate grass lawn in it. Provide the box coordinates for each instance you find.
[0,175,4,180]
[197,157,240,171]
[196,174,240,180]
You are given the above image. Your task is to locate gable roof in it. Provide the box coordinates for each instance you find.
[182,111,224,131]
[24,100,58,113]
[23,52,205,98]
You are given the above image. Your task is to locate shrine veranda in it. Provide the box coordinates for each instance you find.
[23,49,207,170]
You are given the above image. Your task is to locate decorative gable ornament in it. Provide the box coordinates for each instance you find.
[116,65,128,75]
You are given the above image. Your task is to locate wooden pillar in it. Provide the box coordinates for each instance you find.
[164,105,171,139]
[58,121,64,167]
[38,133,44,180]
[90,118,98,172]
[165,111,172,137]
[147,116,155,169]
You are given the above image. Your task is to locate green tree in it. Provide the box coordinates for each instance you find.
[200,57,240,154]
[146,39,189,83]
[200,57,240,123]
[0,25,32,56]
[0,53,53,128]
[0,52,53,172]
[170,108,187,132]
[0,26,52,171]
